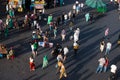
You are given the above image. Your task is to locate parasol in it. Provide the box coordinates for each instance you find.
[85,0,106,12]
[86,0,106,8]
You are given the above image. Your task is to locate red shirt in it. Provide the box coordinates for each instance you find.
[104,59,109,66]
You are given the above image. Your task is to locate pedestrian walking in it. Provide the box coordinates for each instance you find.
[110,64,117,74]
[80,3,84,12]
[30,42,35,57]
[36,23,41,31]
[68,11,72,20]
[57,53,64,62]
[105,28,109,38]
[53,27,57,39]
[73,4,76,13]
[49,21,53,31]
[108,64,117,80]
[73,42,79,55]
[42,55,48,69]
[61,29,66,41]
[30,40,38,58]
[47,14,53,25]
[8,17,13,29]
[69,21,74,30]
[33,20,37,29]
[32,31,37,40]
[105,41,112,55]
[6,4,9,14]
[60,0,64,6]
[7,47,15,60]
[59,62,67,79]
[29,55,35,71]
[96,57,105,73]
[74,28,80,42]
[85,12,90,22]
[100,40,105,53]
[4,24,9,38]
[63,46,69,61]
[76,3,80,15]
[64,13,68,25]
[56,60,62,74]
[9,8,14,18]
[103,56,109,72]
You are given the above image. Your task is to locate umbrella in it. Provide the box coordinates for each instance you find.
[97,6,107,13]
[85,0,106,8]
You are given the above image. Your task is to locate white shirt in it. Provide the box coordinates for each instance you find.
[34,20,37,26]
[25,15,28,19]
[106,42,112,50]
[80,3,84,8]
[30,57,34,62]
[73,42,78,46]
[75,28,80,36]
[73,5,76,10]
[64,47,69,55]
[68,11,72,17]
[64,14,68,20]
[111,65,117,73]
[75,1,79,4]
[98,58,105,66]
[6,4,9,11]
[31,44,34,51]
[57,54,63,61]
[110,0,113,2]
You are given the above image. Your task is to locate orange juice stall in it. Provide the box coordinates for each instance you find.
[34,0,45,14]
[8,0,23,12]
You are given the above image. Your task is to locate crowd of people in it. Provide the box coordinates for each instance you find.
[96,27,119,80]
[28,1,83,79]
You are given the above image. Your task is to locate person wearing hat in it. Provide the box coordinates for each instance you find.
[73,42,79,55]
[32,31,37,40]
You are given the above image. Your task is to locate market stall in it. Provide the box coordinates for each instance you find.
[34,0,45,14]
[8,0,23,12]
[0,44,8,58]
